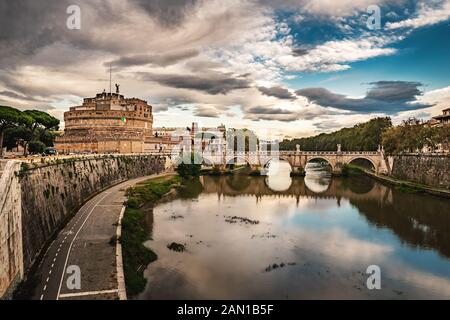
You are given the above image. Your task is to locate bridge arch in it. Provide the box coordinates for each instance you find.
[347,156,377,171]
[202,156,214,167]
[225,156,253,168]
[262,157,293,171]
[305,157,334,171]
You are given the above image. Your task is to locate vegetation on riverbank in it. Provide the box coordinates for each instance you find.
[341,164,365,177]
[280,117,391,151]
[121,175,181,296]
[382,118,449,154]
[343,163,449,197]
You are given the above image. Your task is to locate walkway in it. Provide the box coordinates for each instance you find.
[31,173,171,300]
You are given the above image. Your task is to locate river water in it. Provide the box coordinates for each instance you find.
[139,162,450,299]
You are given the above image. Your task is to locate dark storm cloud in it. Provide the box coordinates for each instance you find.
[295,81,431,114]
[247,106,294,114]
[132,0,199,27]
[244,105,301,122]
[0,0,131,69]
[106,49,199,69]
[0,0,67,67]
[139,72,251,95]
[258,86,296,100]
[365,81,424,102]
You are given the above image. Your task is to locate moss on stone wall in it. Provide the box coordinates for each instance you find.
[19,155,166,272]
[391,155,450,189]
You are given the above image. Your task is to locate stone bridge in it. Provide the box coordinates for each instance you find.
[197,145,389,174]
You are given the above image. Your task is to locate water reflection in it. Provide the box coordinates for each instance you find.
[140,172,450,300]
[265,160,292,192]
[304,162,332,193]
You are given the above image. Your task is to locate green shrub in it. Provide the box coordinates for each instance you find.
[177,153,202,178]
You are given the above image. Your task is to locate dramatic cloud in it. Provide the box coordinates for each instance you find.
[245,113,300,122]
[0,0,448,137]
[296,81,432,114]
[247,106,294,115]
[139,72,251,95]
[292,48,310,56]
[132,0,199,27]
[106,49,199,69]
[279,37,398,72]
[258,86,296,100]
[386,1,450,30]
[193,105,221,118]
[0,90,46,102]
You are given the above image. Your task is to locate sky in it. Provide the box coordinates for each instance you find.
[0,0,449,139]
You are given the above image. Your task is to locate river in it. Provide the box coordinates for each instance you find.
[138,162,450,299]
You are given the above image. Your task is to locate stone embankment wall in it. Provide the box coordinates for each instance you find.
[389,154,450,189]
[0,155,166,299]
[0,161,23,300]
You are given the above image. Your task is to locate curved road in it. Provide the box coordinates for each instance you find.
[31,173,170,300]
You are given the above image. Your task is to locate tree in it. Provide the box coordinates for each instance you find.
[28,141,46,154]
[381,118,449,154]
[177,153,202,178]
[3,126,33,151]
[280,117,392,151]
[22,110,59,155]
[0,106,33,157]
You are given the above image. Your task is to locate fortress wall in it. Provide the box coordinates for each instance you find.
[0,161,23,299]
[0,155,166,298]
[390,154,450,189]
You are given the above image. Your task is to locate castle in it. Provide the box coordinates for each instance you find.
[55,86,157,154]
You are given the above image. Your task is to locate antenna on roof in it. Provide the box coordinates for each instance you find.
[109,63,112,94]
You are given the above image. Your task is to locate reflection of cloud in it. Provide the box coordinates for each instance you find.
[293,228,394,264]
[387,266,450,298]
[304,175,330,193]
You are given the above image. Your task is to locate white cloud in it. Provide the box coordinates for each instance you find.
[386,0,450,29]
[393,85,450,124]
[277,36,397,72]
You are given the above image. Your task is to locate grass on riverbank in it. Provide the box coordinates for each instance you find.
[341,163,365,177]
[121,175,181,297]
[343,164,433,195]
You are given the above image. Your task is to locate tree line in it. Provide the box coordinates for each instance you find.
[381,118,449,154]
[280,117,392,151]
[280,116,449,155]
[0,105,60,157]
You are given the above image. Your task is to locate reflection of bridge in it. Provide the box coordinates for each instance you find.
[199,174,392,203]
[197,175,450,260]
[199,145,389,174]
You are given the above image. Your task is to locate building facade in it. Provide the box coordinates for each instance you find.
[432,107,450,126]
[55,88,153,154]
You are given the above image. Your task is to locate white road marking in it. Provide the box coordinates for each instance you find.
[58,289,118,299]
[56,193,111,300]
